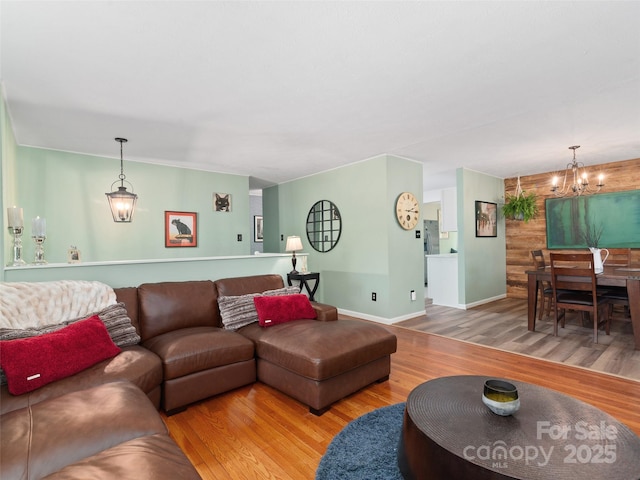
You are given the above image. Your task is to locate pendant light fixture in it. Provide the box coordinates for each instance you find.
[105,137,138,222]
[550,146,605,197]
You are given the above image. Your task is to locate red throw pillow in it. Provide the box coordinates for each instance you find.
[253,294,317,327]
[0,315,121,395]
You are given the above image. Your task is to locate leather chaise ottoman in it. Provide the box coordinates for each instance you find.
[238,318,397,414]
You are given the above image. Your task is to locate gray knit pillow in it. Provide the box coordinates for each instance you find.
[0,303,140,386]
[219,286,300,331]
[66,303,141,348]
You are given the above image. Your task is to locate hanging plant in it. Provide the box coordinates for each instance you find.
[502,177,538,222]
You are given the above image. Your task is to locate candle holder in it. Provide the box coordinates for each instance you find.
[32,235,47,265]
[7,226,27,266]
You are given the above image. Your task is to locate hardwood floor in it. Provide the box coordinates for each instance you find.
[398,297,640,381]
[162,318,640,480]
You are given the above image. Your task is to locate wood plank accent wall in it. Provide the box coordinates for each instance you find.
[505,157,640,299]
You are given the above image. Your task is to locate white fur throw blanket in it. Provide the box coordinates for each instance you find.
[0,281,116,329]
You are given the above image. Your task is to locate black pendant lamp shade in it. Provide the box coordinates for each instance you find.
[105,137,138,222]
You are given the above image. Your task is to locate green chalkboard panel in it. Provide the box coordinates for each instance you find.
[546,190,640,249]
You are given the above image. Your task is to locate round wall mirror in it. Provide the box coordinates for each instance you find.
[306,200,342,252]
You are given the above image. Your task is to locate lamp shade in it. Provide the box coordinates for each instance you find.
[285,236,303,252]
[106,187,138,222]
[106,137,138,222]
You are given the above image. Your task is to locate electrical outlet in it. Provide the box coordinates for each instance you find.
[372,292,377,301]
[411,290,416,301]
[281,234,284,241]
[237,234,242,241]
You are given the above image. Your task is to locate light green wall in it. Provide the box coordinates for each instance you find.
[262,185,281,253]
[1,96,19,281]
[264,155,424,321]
[386,156,426,318]
[3,95,504,308]
[10,146,251,264]
[457,168,506,305]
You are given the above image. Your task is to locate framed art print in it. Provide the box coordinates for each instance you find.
[254,215,263,242]
[67,246,81,263]
[475,201,497,237]
[546,191,640,249]
[165,211,197,247]
[213,193,231,212]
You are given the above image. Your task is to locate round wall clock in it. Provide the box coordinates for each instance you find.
[396,192,420,230]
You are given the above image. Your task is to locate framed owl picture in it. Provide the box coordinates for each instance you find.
[165,211,198,247]
[213,193,231,212]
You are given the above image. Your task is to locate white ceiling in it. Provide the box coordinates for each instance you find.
[1,1,639,196]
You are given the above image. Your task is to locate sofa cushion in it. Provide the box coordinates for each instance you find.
[0,302,140,386]
[254,294,317,327]
[0,345,162,416]
[0,316,121,395]
[114,286,140,332]
[238,319,397,381]
[143,326,255,380]
[218,286,300,331]
[74,303,141,347]
[138,281,218,340]
[0,302,139,347]
[214,274,285,297]
[218,293,260,330]
[41,434,201,480]
[0,381,169,480]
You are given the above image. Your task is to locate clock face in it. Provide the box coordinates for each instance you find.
[396,192,420,230]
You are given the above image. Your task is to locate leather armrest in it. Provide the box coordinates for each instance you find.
[311,302,338,322]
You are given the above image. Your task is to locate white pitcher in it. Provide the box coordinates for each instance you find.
[589,247,609,274]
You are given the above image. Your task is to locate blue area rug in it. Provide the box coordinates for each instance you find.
[316,403,405,480]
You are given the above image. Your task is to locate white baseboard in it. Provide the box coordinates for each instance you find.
[338,294,506,322]
[337,308,426,325]
[463,293,507,309]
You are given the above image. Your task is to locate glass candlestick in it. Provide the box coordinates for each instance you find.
[32,235,47,264]
[7,226,27,266]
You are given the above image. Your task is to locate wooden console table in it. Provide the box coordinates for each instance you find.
[398,375,640,479]
[526,266,640,350]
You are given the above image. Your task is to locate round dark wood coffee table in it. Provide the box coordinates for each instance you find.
[398,375,640,480]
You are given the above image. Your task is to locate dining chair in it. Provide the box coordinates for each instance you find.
[602,248,631,322]
[531,250,552,320]
[550,252,611,343]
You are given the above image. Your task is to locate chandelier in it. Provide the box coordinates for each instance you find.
[105,138,138,222]
[550,145,604,197]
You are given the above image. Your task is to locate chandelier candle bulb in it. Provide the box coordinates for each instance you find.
[32,217,46,237]
[7,206,24,228]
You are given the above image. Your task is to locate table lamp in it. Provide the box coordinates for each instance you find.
[285,235,303,274]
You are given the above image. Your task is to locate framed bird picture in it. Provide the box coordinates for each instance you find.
[165,211,197,247]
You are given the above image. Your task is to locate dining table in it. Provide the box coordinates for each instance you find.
[526,265,640,350]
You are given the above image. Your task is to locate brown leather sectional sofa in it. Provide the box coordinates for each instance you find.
[1,274,397,479]
[115,273,398,415]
